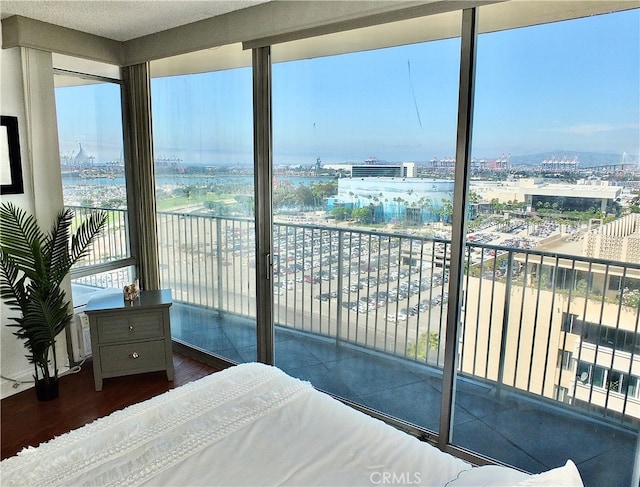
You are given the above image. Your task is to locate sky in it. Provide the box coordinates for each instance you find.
[55,8,640,167]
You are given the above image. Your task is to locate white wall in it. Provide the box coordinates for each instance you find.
[0,41,69,398]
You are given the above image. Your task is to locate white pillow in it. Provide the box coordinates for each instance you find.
[447,461,584,487]
[447,465,530,486]
[514,460,584,487]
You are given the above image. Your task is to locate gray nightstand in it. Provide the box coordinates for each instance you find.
[85,289,174,391]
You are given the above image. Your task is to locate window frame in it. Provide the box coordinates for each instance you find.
[53,67,138,281]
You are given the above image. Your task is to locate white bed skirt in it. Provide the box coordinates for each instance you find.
[1,363,583,486]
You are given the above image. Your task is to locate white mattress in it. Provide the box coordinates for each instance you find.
[1,363,583,486]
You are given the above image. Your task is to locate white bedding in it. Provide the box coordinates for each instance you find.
[1,363,583,486]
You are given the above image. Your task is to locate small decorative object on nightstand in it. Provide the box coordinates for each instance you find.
[85,289,174,391]
[123,279,140,302]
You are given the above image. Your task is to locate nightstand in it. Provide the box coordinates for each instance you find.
[85,289,174,391]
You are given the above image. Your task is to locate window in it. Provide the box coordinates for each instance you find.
[150,44,256,363]
[453,5,640,470]
[592,365,607,389]
[555,386,570,403]
[558,351,574,371]
[577,361,591,384]
[572,319,640,354]
[562,313,579,333]
[127,4,636,483]
[624,375,639,399]
[54,67,135,289]
[577,360,624,391]
[271,11,461,433]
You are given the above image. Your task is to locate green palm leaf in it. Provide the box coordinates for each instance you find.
[0,203,46,281]
[44,208,73,286]
[69,210,108,267]
[0,202,107,384]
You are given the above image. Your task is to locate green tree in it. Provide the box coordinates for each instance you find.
[352,206,373,224]
[102,198,125,209]
[491,198,501,214]
[440,199,453,222]
[310,180,338,206]
[332,206,350,220]
[406,332,440,360]
[294,185,315,208]
[273,182,296,209]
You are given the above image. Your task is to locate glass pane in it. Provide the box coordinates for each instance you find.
[457,8,640,486]
[150,45,256,363]
[271,11,461,434]
[626,376,638,399]
[55,75,131,292]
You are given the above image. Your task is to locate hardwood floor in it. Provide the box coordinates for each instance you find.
[1,351,219,460]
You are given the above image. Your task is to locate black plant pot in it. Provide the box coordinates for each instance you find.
[35,378,59,401]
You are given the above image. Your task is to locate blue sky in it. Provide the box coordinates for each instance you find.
[56,82,124,163]
[56,8,639,167]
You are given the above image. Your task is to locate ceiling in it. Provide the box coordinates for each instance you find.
[0,0,270,42]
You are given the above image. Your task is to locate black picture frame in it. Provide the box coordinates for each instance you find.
[1,115,24,195]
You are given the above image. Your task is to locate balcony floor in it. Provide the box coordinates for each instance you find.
[170,302,637,487]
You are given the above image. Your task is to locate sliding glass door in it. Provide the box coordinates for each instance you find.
[451,8,640,483]
[150,44,257,363]
[270,10,462,434]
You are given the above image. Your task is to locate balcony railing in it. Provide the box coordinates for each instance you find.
[69,206,640,428]
[68,206,135,286]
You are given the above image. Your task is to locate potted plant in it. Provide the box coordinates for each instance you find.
[0,202,107,400]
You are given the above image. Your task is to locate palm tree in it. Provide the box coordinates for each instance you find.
[417,196,432,222]
[440,199,453,223]
[0,203,107,399]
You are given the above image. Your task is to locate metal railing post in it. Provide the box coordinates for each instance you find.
[216,217,224,314]
[336,229,344,345]
[496,249,514,398]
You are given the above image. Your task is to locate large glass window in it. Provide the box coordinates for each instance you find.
[454,7,640,480]
[150,44,256,363]
[133,5,637,486]
[55,70,134,291]
[271,11,461,434]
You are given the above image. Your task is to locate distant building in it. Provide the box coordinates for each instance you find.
[324,161,416,178]
[73,143,94,166]
[460,272,640,422]
[328,177,454,223]
[473,178,622,213]
[351,162,415,178]
[584,213,640,263]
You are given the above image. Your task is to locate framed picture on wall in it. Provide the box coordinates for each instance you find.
[1,115,24,195]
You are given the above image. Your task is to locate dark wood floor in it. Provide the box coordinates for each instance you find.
[1,351,219,460]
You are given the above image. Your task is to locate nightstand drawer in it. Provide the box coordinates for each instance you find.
[96,311,164,343]
[99,340,166,374]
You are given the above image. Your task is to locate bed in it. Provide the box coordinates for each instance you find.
[1,363,583,486]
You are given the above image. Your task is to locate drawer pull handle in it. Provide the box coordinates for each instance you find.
[130,352,140,359]
[129,325,134,332]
